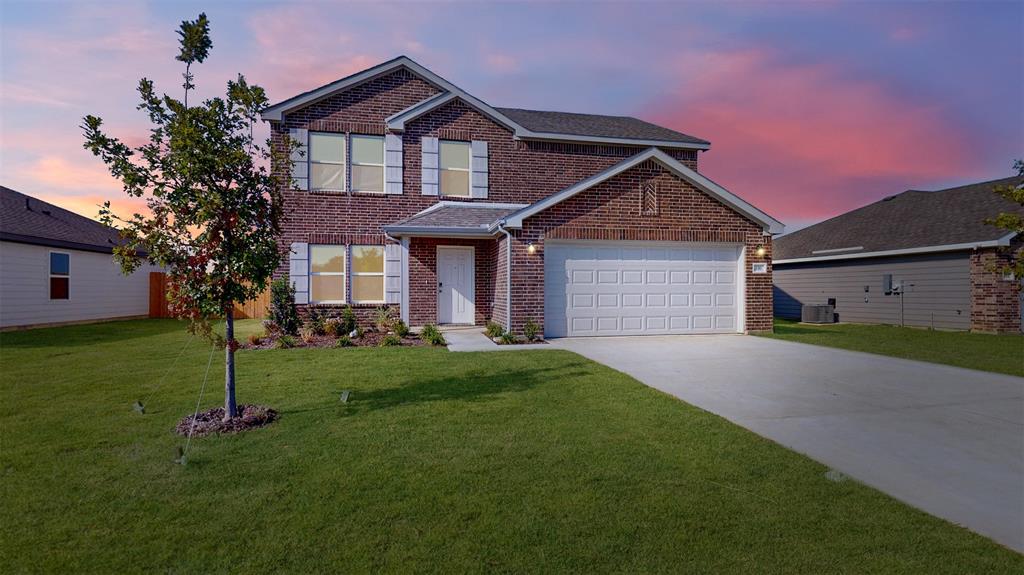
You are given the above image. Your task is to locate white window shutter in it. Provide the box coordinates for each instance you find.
[288,128,309,191]
[385,133,403,195]
[384,244,401,304]
[289,242,309,304]
[470,140,488,199]
[421,136,439,196]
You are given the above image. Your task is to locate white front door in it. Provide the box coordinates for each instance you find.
[437,246,475,324]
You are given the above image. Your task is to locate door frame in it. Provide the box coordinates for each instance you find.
[436,245,475,325]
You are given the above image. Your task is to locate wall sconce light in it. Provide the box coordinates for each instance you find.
[527,243,537,254]
[755,244,766,257]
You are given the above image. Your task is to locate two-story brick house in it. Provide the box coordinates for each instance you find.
[262,56,783,337]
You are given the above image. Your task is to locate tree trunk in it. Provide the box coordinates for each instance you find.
[223,306,237,421]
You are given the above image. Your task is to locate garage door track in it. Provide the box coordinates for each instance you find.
[550,335,1024,552]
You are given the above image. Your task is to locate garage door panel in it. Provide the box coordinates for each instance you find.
[545,241,742,337]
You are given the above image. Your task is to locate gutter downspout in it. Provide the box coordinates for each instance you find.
[496,222,513,333]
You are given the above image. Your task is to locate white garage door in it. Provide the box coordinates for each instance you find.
[544,241,743,337]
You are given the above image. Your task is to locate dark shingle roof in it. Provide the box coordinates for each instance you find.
[774,176,1024,261]
[0,187,124,253]
[495,107,710,146]
[386,203,523,232]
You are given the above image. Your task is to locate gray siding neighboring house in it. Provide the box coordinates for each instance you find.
[774,253,971,330]
[0,187,161,330]
[773,176,1023,333]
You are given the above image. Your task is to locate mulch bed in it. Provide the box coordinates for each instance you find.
[242,332,425,350]
[175,404,278,437]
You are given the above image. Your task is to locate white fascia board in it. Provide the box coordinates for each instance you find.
[775,234,1018,265]
[381,226,496,238]
[435,201,528,210]
[501,148,784,234]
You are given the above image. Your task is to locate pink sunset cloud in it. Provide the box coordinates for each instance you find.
[647,48,982,224]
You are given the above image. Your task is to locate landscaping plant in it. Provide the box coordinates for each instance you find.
[379,334,402,347]
[83,13,292,420]
[373,306,394,332]
[988,159,1024,280]
[274,335,297,349]
[393,319,410,338]
[419,324,446,346]
[484,321,505,338]
[499,332,518,345]
[306,306,327,335]
[340,305,358,334]
[334,335,353,348]
[269,278,301,336]
[523,318,541,342]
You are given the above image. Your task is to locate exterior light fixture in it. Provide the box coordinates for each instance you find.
[527,243,537,254]
[755,244,766,257]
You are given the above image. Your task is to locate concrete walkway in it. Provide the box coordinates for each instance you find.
[443,326,550,352]
[549,334,1024,551]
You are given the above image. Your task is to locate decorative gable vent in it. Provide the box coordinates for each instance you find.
[641,180,658,215]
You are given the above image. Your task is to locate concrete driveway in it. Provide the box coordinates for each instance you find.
[549,334,1024,551]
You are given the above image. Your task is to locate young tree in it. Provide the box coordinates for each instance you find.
[82,13,289,420]
[988,159,1024,280]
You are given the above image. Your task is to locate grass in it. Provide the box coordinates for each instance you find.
[759,318,1024,377]
[2,320,1021,573]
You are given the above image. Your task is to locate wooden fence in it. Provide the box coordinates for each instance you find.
[148,272,271,319]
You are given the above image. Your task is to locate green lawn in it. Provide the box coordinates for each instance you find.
[759,318,1024,377]
[2,320,1020,573]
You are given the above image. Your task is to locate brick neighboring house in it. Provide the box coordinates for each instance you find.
[773,176,1024,333]
[262,56,783,337]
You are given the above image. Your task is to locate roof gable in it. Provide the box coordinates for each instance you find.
[262,56,710,149]
[774,175,1024,262]
[500,148,784,233]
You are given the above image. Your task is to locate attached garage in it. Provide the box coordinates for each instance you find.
[544,241,744,337]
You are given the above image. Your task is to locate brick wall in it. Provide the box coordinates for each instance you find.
[267,66,778,333]
[970,246,1022,333]
[507,159,773,334]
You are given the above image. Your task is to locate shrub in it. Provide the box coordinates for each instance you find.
[340,305,358,334]
[306,306,327,335]
[499,332,517,345]
[299,326,317,344]
[484,321,505,338]
[247,332,263,346]
[523,318,541,342]
[334,335,353,348]
[269,278,301,335]
[353,326,364,339]
[419,324,446,346]
[379,334,402,347]
[274,335,296,349]
[261,319,281,336]
[323,317,343,337]
[373,305,394,332]
[393,319,410,337]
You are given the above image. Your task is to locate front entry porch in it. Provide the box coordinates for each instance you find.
[404,235,499,328]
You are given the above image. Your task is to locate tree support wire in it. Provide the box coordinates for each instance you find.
[178,344,216,466]
[135,333,194,414]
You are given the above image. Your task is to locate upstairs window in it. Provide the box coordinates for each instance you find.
[309,245,346,303]
[49,252,69,300]
[309,132,346,191]
[351,246,385,303]
[351,135,385,193]
[439,140,470,197]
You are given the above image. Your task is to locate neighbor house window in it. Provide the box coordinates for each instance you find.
[351,245,385,303]
[49,252,69,300]
[351,135,384,193]
[309,132,346,191]
[309,245,346,303]
[439,140,471,197]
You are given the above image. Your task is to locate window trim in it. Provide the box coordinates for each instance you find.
[350,134,385,194]
[308,244,347,304]
[309,131,347,192]
[439,140,471,197]
[350,245,386,304]
[48,250,70,301]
